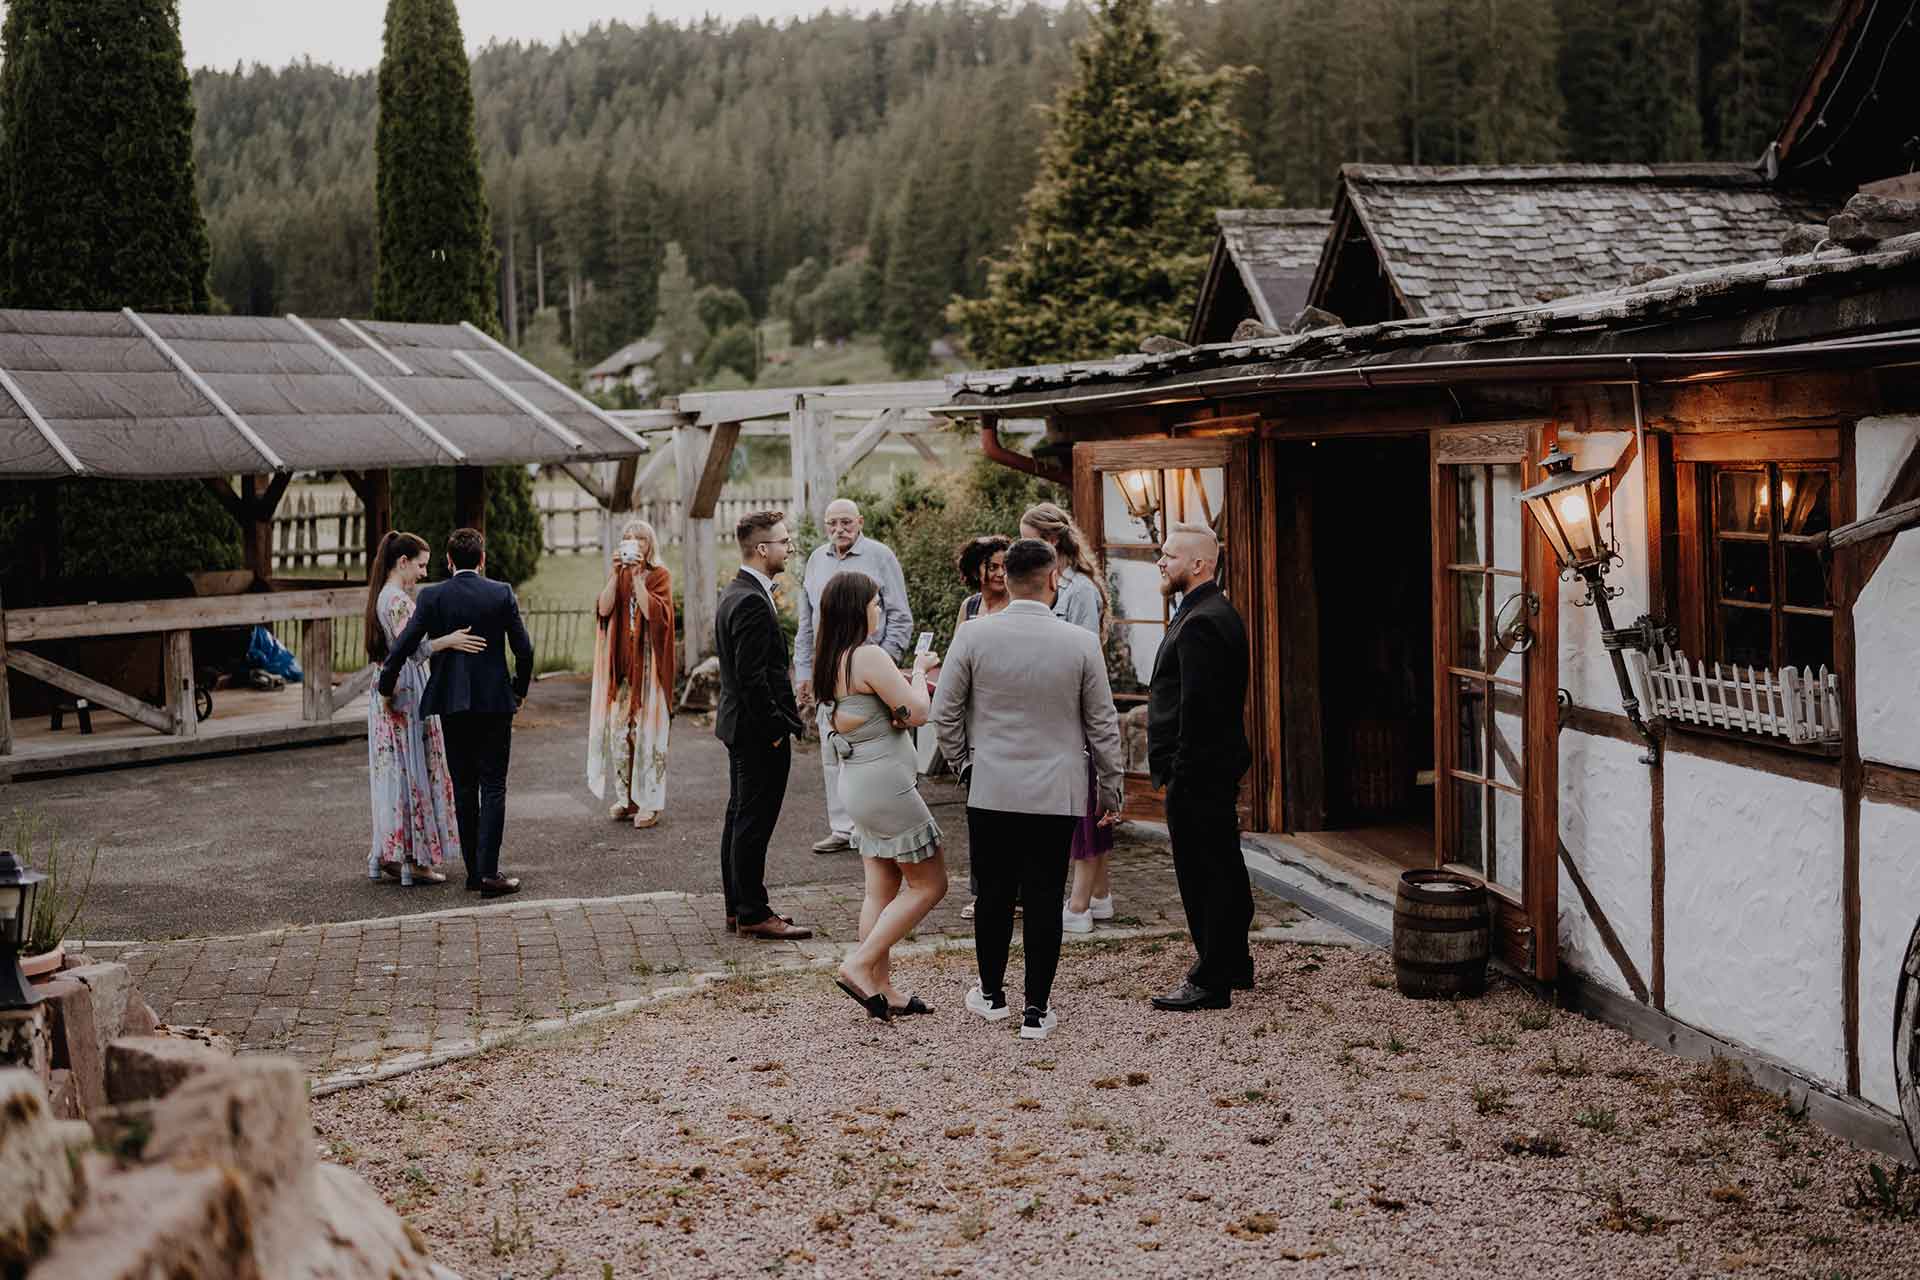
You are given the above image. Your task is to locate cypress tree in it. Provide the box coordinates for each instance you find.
[374,0,498,330]
[0,0,211,311]
[950,0,1252,369]
[880,172,948,377]
[615,166,665,346]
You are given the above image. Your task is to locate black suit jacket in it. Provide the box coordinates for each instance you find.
[378,571,535,716]
[1146,579,1252,790]
[714,569,806,748]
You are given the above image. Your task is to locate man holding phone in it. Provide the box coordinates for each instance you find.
[792,497,913,854]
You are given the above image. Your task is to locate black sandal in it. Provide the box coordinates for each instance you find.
[834,977,892,1022]
[888,995,934,1016]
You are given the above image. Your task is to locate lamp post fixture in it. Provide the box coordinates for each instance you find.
[1516,446,1663,765]
[0,851,46,1010]
[1115,469,1161,545]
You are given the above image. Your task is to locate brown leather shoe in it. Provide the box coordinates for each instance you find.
[736,915,812,940]
[478,876,522,899]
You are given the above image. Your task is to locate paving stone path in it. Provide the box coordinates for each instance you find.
[85,839,1312,1090]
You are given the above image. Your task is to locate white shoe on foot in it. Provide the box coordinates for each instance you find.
[965,985,1010,1022]
[1062,905,1094,934]
[1089,894,1114,920]
[1018,1005,1057,1040]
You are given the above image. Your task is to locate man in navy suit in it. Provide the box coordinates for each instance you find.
[713,509,812,939]
[379,527,535,898]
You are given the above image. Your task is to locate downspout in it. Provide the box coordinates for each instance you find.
[978,414,1070,487]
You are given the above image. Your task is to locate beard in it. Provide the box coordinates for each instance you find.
[1159,573,1181,599]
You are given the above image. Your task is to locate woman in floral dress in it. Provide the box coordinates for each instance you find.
[365,531,482,886]
[590,519,676,828]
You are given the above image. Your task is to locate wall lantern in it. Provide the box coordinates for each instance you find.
[1115,468,1162,543]
[0,851,46,1010]
[1516,446,1663,765]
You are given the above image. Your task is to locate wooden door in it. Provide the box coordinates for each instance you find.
[1431,425,1560,981]
[1072,438,1261,827]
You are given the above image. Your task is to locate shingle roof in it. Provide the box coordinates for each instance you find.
[1215,209,1331,326]
[586,337,665,378]
[1330,163,1843,316]
[0,310,648,479]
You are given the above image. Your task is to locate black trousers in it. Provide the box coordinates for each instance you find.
[722,736,791,925]
[1165,775,1253,992]
[968,807,1076,1012]
[440,711,513,887]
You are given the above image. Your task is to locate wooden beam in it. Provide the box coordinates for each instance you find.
[0,719,367,782]
[203,476,247,524]
[333,663,378,709]
[5,588,364,644]
[1558,838,1652,1003]
[1671,427,1840,463]
[1837,423,1862,1098]
[453,466,487,533]
[833,407,902,474]
[4,649,173,734]
[610,458,639,514]
[1647,371,1881,432]
[690,420,743,520]
[630,447,675,505]
[163,629,197,738]
[673,424,718,676]
[1824,493,1920,553]
[905,434,942,466]
[1275,446,1326,831]
[302,618,334,722]
[789,404,838,533]
[359,470,391,571]
[0,590,12,756]
[558,461,611,508]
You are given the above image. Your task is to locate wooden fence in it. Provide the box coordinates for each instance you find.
[1630,644,1843,745]
[272,493,365,573]
[548,490,788,552]
[272,599,595,677]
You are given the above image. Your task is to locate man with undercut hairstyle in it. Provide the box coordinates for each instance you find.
[1146,522,1255,1011]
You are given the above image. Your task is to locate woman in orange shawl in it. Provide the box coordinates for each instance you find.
[590,519,676,828]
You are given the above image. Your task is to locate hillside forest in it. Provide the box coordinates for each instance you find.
[194,0,1838,378]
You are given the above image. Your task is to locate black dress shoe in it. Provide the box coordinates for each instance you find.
[1233,968,1255,992]
[1151,980,1230,1011]
[478,876,522,898]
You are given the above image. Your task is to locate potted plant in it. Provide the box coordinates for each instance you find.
[14,810,97,978]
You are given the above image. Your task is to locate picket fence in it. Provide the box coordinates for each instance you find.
[272,493,365,572]
[270,600,593,677]
[1629,643,1843,745]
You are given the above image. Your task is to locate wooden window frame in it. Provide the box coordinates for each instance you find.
[1667,426,1852,753]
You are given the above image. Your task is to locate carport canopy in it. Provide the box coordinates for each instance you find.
[0,309,648,480]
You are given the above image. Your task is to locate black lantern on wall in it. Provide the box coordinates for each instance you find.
[1516,446,1662,765]
[0,851,46,1010]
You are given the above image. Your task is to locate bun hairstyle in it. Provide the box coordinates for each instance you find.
[365,531,430,661]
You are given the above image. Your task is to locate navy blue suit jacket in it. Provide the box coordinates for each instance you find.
[377,571,535,716]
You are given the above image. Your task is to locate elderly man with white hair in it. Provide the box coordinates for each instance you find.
[793,496,914,854]
[1146,522,1255,1012]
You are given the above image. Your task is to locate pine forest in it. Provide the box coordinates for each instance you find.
[189,0,1838,375]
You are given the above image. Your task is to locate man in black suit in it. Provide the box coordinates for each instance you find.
[379,527,534,899]
[1147,523,1254,1011]
[714,509,813,940]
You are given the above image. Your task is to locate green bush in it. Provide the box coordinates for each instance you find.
[390,466,543,587]
[698,322,759,384]
[0,479,242,590]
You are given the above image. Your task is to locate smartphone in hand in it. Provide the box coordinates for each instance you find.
[914,631,933,656]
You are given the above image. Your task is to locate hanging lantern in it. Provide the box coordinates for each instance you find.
[1516,446,1616,573]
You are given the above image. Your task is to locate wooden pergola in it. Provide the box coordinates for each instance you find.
[0,308,648,779]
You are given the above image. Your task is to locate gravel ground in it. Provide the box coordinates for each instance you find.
[314,937,1920,1279]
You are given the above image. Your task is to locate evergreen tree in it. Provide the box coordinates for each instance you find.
[1463,0,1567,163]
[880,173,949,376]
[374,0,498,329]
[0,0,211,311]
[650,243,704,398]
[615,166,665,343]
[951,0,1251,368]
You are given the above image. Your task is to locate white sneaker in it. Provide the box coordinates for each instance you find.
[965,985,1011,1022]
[1089,894,1114,920]
[1018,1005,1058,1040]
[1062,905,1094,934]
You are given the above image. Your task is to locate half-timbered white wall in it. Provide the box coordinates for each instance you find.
[1557,730,1654,998]
[1860,800,1920,1112]
[1854,415,1920,770]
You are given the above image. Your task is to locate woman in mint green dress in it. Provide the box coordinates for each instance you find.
[814,571,945,1021]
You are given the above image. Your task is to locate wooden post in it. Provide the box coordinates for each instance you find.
[788,401,839,533]
[301,618,334,722]
[453,466,488,532]
[240,474,274,586]
[674,424,718,677]
[0,588,12,756]
[163,629,197,739]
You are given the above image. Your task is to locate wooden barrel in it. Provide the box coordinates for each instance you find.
[1393,869,1490,999]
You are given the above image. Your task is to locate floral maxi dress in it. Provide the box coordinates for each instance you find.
[367,584,461,883]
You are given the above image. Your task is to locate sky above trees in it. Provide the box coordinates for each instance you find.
[173,0,952,71]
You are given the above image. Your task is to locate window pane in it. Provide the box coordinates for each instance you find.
[1452,780,1485,873]
[1455,572,1487,670]
[1101,470,1163,546]
[1783,545,1830,608]
[1491,690,1523,788]
[1454,466,1485,563]
[1718,605,1771,669]
[1492,587,1528,683]
[1779,469,1831,538]
[1452,677,1486,776]
[1169,467,1225,532]
[1717,470,1768,535]
[1489,789,1524,894]
[1783,613,1835,674]
[1717,539,1772,604]
[1491,464,1523,572]
[1115,621,1164,692]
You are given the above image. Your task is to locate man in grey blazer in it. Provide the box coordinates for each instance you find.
[932,538,1123,1041]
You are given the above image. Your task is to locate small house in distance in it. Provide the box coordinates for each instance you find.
[1186,208,1330,344]
[584,337,664,399]
[1309,163,1842,325]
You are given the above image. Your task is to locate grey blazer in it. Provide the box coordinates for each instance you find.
[931,599,1124,817]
